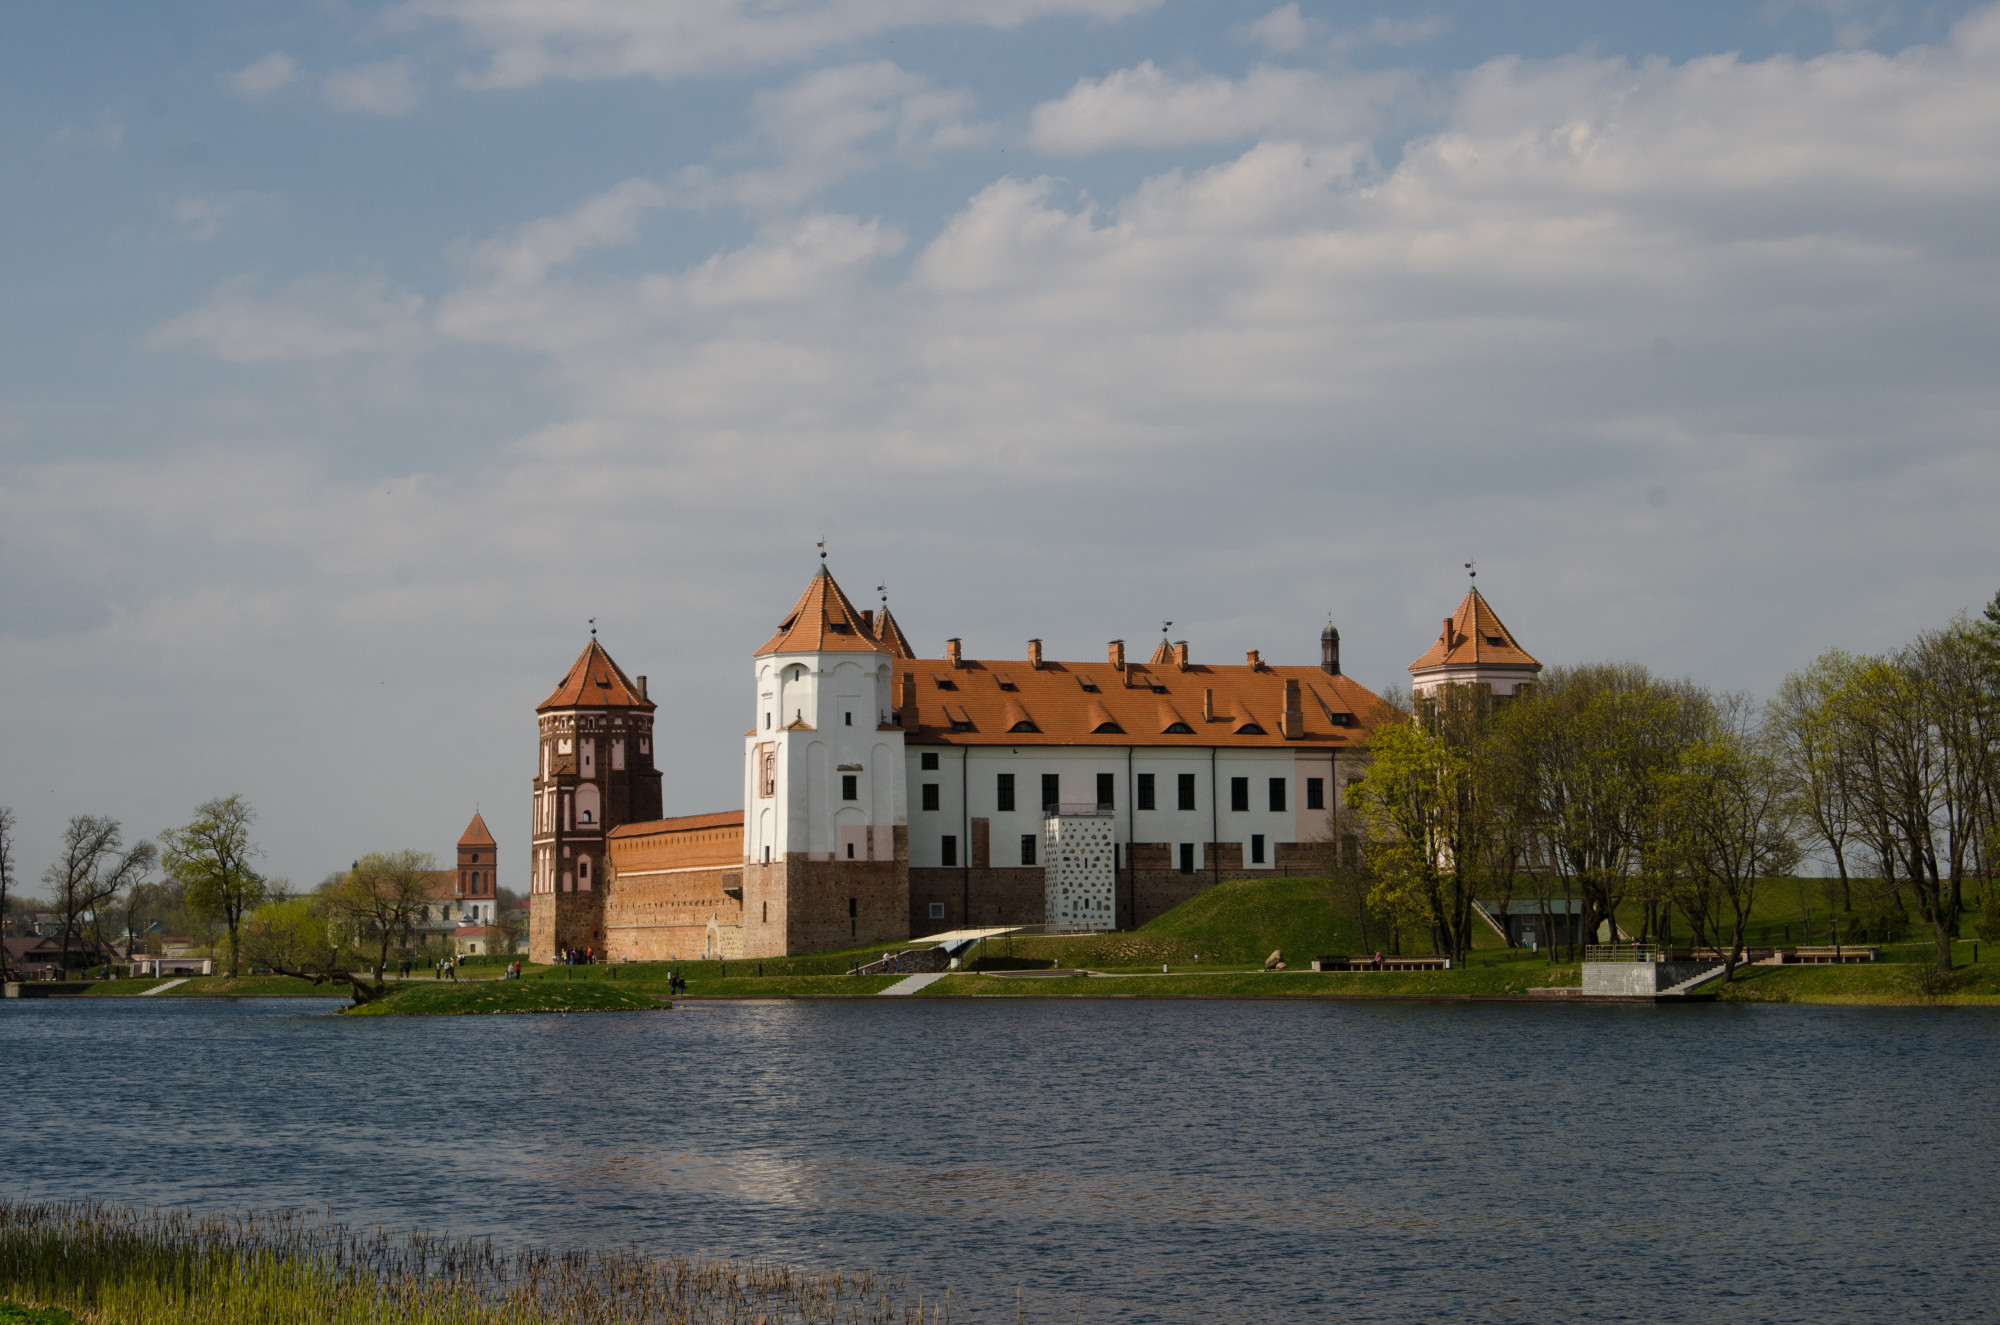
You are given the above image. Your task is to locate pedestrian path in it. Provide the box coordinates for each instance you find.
[879,972,949,996]
[139,978,188,996]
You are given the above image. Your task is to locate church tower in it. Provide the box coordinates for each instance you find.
[456,812,497,925]
[741,567,910,957]
[530,638,662,963]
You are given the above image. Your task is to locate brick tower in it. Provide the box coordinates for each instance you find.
[530,637,662,963]
[456,812,498,924]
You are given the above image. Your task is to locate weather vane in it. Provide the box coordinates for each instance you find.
[589,616,597,637]
[1161,619,1173,637]
[1464,561,1477,581]
[878,583,888,610]
[817,540,827,562]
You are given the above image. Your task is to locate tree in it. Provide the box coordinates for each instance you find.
[160,795,267,977]
[0,806,16,980]
[1660,697,1800,980]
[1770,651,1864,911]
[324,850,444,1000]
[240,896,380,1003]
[41,816,157,981]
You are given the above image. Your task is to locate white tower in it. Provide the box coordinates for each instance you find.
[741,566,911,955]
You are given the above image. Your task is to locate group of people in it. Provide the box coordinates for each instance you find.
[556,947,595,966]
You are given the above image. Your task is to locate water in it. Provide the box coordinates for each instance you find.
[5,997,1997,1323]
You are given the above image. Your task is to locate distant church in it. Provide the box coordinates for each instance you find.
[527,567,1536,963]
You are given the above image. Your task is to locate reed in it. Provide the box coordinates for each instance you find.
[0,1201,960,1325]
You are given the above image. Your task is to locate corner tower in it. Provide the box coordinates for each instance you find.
[530,638,662,963]
[741,567,909,957]
[456,812,497,925]
[1407,587,1541,703]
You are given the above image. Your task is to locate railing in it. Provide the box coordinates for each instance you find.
[1044,802,1116,817]
[1584,943,1661,963]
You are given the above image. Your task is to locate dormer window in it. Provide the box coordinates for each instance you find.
[932,674,957,691]
[830,622,851,634]
[1009,721,1039,733]
[1077,675,1099,693]
[1236,723,1267,735]
[1092,721,1124,734]
[994,674,1017,691]
[1485,635,1505,646]
[1164,721,1194,734]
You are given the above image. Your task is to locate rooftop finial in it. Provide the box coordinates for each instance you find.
[589,616,597,637]
[1464,561,1477,581]
[817,540,827,564]
[1161,619,1173,637]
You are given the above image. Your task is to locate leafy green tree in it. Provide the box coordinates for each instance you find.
[240,896,379,1002]
[160,795,266,977]
[325,850,443,998]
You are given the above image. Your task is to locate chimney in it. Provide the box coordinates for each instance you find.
[1174,641,1190,672]
[1109,639,1125,671]
[861,609,875,634]
[1281,677,1304,739]
[1203,688,1215,722]
[636,675,648,700]
[946,637,962,669]
[1443,618,1455,651]
[899,672,917,730]
[1321,624,1341,676]
[1246,649,1261,670]
[1029,638,1044,670]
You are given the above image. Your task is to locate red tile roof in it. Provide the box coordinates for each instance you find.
[457,812,495,847]
[538,639,655,712]
[1407,589,1541,674]
[896,654,1382,748]
[608,810,746,839]
[875,607,916,660]
[757,568,892,656]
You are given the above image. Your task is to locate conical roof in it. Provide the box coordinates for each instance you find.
[1148,638,1176,665]
[538,639,655,712]
[756,567,890,656]
[875,607,915,660]
[458,812,496,848]
[1408,588,1541,674]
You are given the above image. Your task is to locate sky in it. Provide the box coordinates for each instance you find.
[3,0,1998,893]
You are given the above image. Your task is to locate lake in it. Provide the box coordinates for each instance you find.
[5,997,1997,1323]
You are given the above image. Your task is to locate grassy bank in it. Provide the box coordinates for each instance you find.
[1710,960,2000,1005]
[82,974,346,998]
[0,1200,941,1325]
[345,981,668,1015]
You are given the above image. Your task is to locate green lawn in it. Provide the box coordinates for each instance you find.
[345,980,668,1015]
[83,973,348,998]
[0,1303,86,1325]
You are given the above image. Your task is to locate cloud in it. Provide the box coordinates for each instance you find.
[1241,6,1451,55]
[323,60,422,114]
[1030,60,1413,153]
[147,272,428,362]
[394,0,1162,88]
[169,193,271,243]
[51,113,125,151]
[227,51,299,97]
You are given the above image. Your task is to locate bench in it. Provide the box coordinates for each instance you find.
[1312,955,1451,972]
[1779,946,1878,964]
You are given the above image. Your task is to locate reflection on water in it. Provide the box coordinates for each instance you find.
[6,997,1999,1324]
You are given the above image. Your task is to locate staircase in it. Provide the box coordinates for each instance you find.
[1658,964,1728,998]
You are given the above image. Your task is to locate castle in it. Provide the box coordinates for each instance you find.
[528,567,1535,963]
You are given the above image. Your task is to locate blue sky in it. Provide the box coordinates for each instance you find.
[4,0,1997,889]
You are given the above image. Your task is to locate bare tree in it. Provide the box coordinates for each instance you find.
[0,806,16,981]
[42,816,157,981]
[160,795,267,977]
[325,850,444,1000]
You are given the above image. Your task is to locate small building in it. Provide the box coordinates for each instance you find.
[1477,898,1586,951]
[4,933,115,980]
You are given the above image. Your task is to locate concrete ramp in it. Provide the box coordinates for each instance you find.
[139,979,189,996]
[879,972,949,996]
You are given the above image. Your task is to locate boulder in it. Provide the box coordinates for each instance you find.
[1264,949,1284,970]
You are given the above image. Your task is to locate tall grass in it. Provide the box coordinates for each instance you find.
[0,1201,962,1325]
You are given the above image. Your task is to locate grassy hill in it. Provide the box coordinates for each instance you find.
[976,876,1364,970]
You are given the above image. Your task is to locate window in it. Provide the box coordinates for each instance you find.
[763,901,768,923]
[1164,722,1194,734]
[996,773,1015,812]
[763,846,771,864]
[765,713,772,729]
[1021,834,1037,866]
[845,711,853,726]
[1306,777,1325,810]
[1178,773,1197,812]
[842,774,858,800]
[846,841,855,859]
[1179,843,1195,874]
[1230,777,1249,812]
[921,752,940,770]
[930,902,946,919]
[942,835,958,867]
[1251,834,1266,864]
[1269,778,1287,812]
[1009,721,1039,733]
[1042,773,1060,811]
[921,783,940,812]
[1137,774,1156,811]
[1097,773,1115,810]
[848,897,857,917]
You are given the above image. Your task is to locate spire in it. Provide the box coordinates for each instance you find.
[756,567,890,656]
[458,812,496,847]
[875,606,916,659]
[1407,587,1540,674]
[538,638,655,711]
